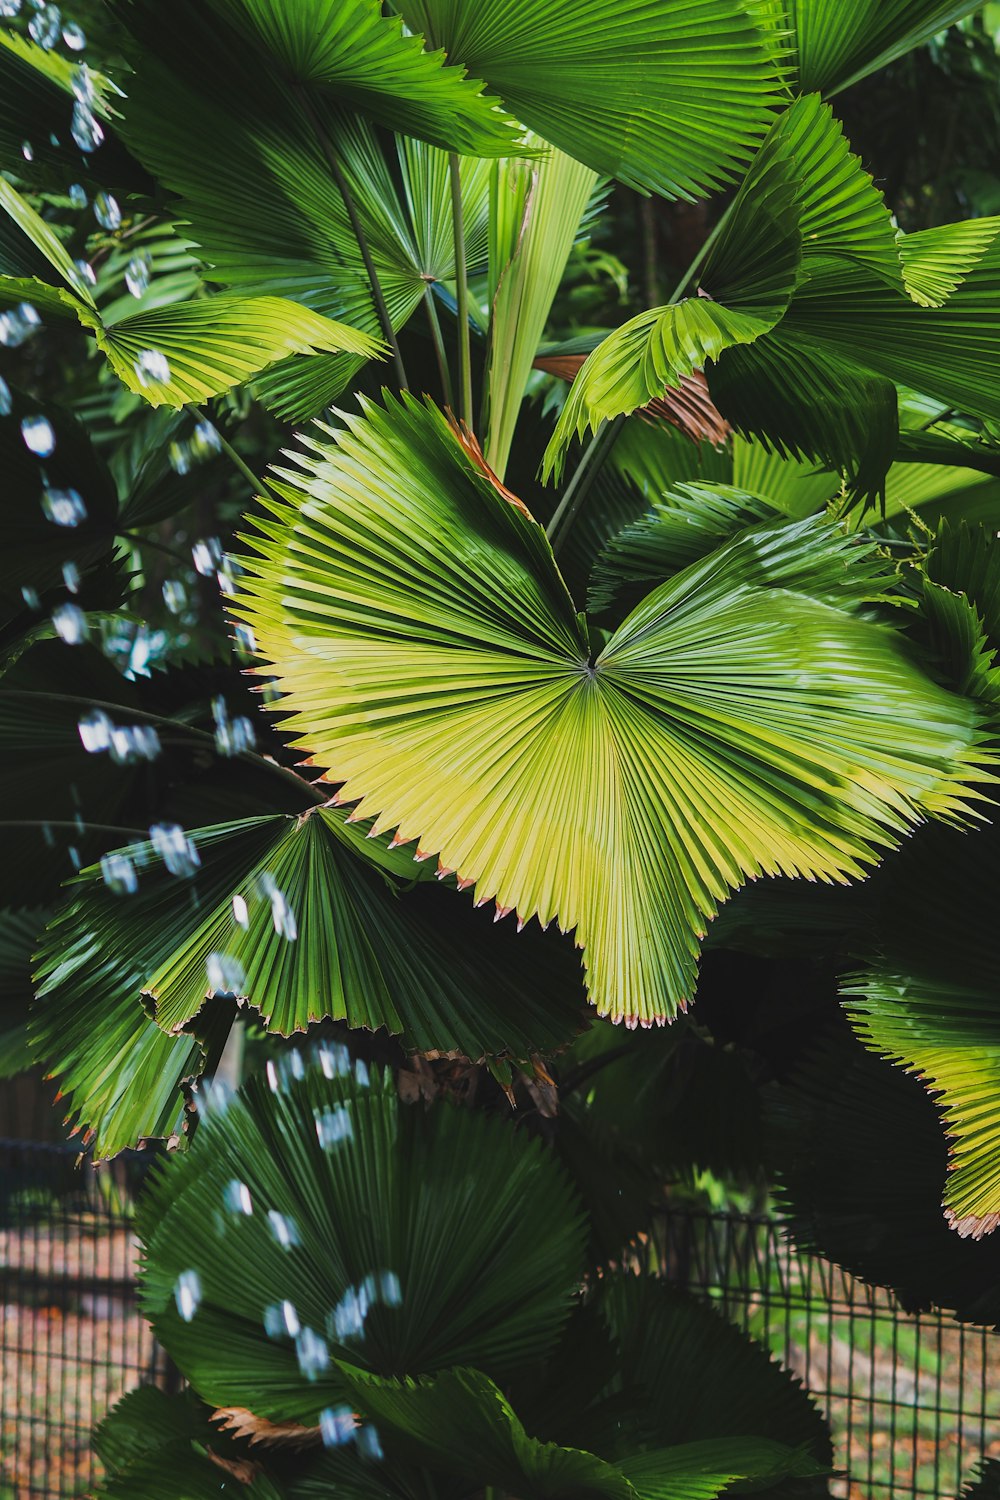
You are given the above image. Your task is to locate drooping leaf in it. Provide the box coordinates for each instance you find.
[395,0,785,202]
[77,296,381,407]
[138,1058,585,1420]
[30,808,583,1149]
[237,393,991,1025]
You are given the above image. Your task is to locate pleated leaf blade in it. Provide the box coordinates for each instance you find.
[237,393,992,1026]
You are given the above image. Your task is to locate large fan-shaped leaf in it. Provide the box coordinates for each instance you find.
[138,1058,585,1419]
[784,1,983,96]
[31,809,584,1152]
[237,393,990,1025]
[209,0,520,153]
[844,817,1000,1238]
[595,1276,832,1464]
[395,0,784,202]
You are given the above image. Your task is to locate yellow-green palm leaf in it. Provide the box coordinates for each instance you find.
[237,394,991,1026]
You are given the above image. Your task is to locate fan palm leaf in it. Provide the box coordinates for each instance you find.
[395,0,785,201]
[137,1056,585,1419]
[236,393,992,1027]
[783,0,984,96]
[30,807,584,1152]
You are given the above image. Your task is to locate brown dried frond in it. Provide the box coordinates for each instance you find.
[534,355,730,449]
[445,412,536,518]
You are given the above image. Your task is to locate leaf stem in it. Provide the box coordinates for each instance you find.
[0,819,148,837]
[212,428,268,496]
[423,285,454,409]
[547,199,738,555]
[546,414,625,555]
[117,530,191,565]
[449,154,473,428]
[665,197,733,304]
[295,86,408,391]
[3,689,326,807]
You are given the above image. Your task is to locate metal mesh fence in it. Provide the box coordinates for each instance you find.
[0,1140,174,1497]
[646,1208,1000,1499]
[1,1145,999,1497]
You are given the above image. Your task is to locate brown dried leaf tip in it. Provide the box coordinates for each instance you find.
[211,1406,323,1449]
[534,354,731,449]
[446,411,536,519]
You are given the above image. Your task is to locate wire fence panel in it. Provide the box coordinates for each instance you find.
[647,1208,1000,1499]
[2,1147,1000,1498]
[0,1140,174,1499]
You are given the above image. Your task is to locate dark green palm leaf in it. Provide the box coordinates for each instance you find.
[784,1,984,96]
[396,0,785,201]
[207,0,521,154]
[137,1057,585,1420]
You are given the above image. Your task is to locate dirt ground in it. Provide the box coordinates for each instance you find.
[0,1225,159,1499]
